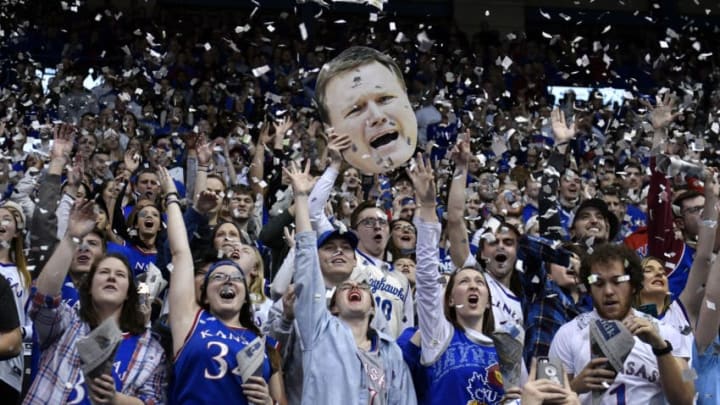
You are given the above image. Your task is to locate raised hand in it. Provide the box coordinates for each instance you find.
[123,149,141,174]
[157,166,178,196]
[258,120,272,146]
[66,157,85,188]
[643,91,679,130]
[273,116,294,150]
[550,108,576,144]
[196,138,213,166]
[51,123,75,162]
[273,116,294,140]
[67,199,98,239]
[194,190,220,214]
[406,153,436,207]
[449,134,472,168]
[283,160,315,196]
[326,129,352,164]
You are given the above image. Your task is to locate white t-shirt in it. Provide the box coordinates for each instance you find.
[549,309,690,405]
[0,263,29,391]
[355,251,413,339]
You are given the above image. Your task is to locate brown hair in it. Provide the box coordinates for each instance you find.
[79,253,146,335]
[444,267,495,335]
[579,243,644,294]
[314,46,406,125]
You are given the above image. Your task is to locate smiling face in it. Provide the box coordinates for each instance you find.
[318,237,357,285]
[228,192,253,220]
[447,268,490,325]
[204,265,247,318]
[90,257,130,310]
[342,168,361,190]
[559,172,581,202]
[323,61,417,173]
[571,207,609,241]
[640,257,668,299]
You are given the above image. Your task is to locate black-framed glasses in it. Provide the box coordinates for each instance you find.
[358,217,388,228]
[209,272,244,283]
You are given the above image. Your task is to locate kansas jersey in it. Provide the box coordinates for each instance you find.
[173,309,273,405]
[549,309,690,405]
[421,329,504,405]
[66,333,141,405]
[355,250,414,339]
[106,242,157,279]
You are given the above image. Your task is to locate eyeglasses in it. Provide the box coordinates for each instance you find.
[392,224,415,233]
[338,282,371,292]
[357,217,388,228]
[208,272,244,284]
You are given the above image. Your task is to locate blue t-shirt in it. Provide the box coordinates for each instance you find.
[420,329,505,405]
[693,336,720,405]
[172,310,274,405]
[106,242,157,279]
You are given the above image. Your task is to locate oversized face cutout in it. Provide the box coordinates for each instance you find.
[323,61,417,174]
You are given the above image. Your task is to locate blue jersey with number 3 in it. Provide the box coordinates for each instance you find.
[172,309,273,404]
[66,333,141,405]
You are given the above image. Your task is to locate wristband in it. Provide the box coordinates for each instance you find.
[652,339,673,356]
[166,199,181,209]
[165,191,179,200]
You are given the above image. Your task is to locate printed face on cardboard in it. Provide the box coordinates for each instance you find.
[323,61,417,174]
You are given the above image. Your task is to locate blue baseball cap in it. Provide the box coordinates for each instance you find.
[317,229,359,249]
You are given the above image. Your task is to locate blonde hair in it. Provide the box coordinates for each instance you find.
[1,207,30,289]
[248,246,267,305]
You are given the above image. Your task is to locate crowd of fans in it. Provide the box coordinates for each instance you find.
[1,1,720,404]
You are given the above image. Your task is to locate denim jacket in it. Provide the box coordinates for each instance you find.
[294,231,417,405]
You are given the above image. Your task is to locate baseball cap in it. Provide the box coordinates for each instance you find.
[317,228,359,250]
[572,198,619,240]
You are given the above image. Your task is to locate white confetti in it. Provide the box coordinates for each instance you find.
[252,65,271,77]
[601,25,611,34]
[299,23,308,41]
[707,300,717,311]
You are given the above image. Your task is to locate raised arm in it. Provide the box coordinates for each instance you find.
[446,137,473,268]
[695,218,720,351]
[36,199,96,297]
[249,122,271,198]
[679,170,718,323]
[285,161,326,348]
[161,166,198,356]
[407,153,453,364]
[308,131,350,233]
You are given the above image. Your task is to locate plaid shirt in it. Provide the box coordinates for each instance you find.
[22,291,167,404]
[523,272,593,364]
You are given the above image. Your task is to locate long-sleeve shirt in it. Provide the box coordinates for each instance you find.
[23,291,167,404]
[408,216,504,405]
[294,231,416,405]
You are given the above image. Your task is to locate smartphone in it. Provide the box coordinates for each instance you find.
[536,357,565,387]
